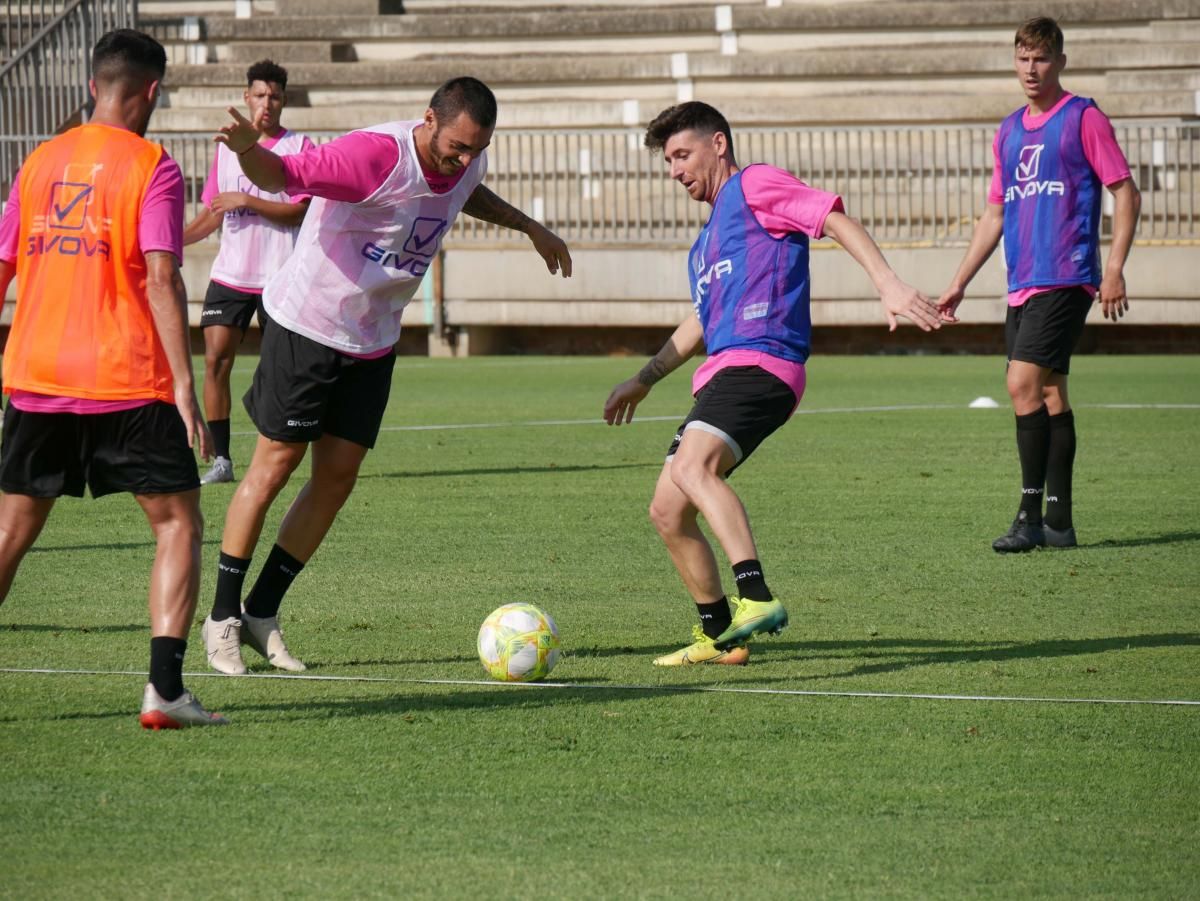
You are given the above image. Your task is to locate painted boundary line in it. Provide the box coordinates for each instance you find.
[230,402,1200,439]
[2,667,1197,708]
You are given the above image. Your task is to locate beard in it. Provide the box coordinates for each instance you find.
[428,127,462,176]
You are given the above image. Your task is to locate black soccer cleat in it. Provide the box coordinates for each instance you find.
[992,511,1045,553]
[1043,524,1078,548]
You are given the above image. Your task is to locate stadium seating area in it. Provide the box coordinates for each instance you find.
[148,0,1200,131]
[6,0,1197,351]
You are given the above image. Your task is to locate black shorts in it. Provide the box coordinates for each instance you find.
[201,281,265,334]
[244,313,396,448]
[666,366,798,476]
[1005,287,1093,374]
[0,402,200,498]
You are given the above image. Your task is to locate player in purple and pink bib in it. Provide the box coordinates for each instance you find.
[938,17,1140,553]
[199,77,572,676]
[603,102,941,667]
[183,60,313,487]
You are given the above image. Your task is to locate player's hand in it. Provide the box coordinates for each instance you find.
[1099,272,1129,321]
[880,275,941,332]
[603,378,650,425]
[527,222,573,278]
[215,106,259,154]
[175,385,213,461]
[210,192,251,214]
[936,286,966,323]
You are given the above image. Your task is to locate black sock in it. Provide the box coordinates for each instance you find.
[732,559,773,602]
[210,418,231,460]
[211,551,252,622]
[1015,405,1050,524]
[149,636,187,702]
[696,596,731,639]
[1045,409,1076,530]
[243,544,305,619]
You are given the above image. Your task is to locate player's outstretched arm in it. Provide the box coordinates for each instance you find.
[936,203,1004,323]
[462,185,572,278]
[182,206,222,246]
[210,192,309,228]
[1099,177,1140,321]
[216,107,287,193]
[145,251,212,461]
[823,211,941,332]
[604,315,704,426]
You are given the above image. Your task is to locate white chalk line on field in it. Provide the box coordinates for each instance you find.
[229,402,1200,438]
[1,667,1197,708]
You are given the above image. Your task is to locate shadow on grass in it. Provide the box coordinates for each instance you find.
[744,631,1200,681]
[360,462,656,481]
[28,538,221,554]
[4,623,142,634]
[1077,530,1200,550]
[23,682,679,724]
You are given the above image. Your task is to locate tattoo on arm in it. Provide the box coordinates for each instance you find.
[636,353,674,387]
[463,185,534,233]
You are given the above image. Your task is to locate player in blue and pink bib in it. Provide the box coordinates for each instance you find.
[199,77,572,676]
[604,102,941,666]
[938,17,1140,552]
[183,60,314,487]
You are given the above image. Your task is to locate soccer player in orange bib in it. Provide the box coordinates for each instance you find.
[0,30,225,728]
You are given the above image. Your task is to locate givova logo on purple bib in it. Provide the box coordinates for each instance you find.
[1005,143,1065,202]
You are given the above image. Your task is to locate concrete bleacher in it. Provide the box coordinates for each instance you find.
[150,0,1200,131]
[131,0,1200,354]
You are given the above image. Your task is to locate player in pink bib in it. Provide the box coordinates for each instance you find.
[183,60,313,487]
[937,17,1140,552]
[199,77,572,675]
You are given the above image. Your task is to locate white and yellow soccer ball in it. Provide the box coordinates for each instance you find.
[477,603,560,682]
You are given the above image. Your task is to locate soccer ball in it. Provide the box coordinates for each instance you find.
[477,603,560,682]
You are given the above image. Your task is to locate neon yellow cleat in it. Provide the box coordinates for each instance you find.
[653,625,750,666]
[712,596,789,650]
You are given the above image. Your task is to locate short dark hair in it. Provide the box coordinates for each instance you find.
[644,101,735,158]
[429,77,497,130]
[92,29,166,86]
[247,59,288,90]
[1014,16,1064,56]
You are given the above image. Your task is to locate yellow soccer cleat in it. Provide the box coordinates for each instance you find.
[712,596,789,650]
[653,625,750,666]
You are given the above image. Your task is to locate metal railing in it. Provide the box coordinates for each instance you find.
[3,123,1197,245]
[0,0,136,139]
[3,0,68,59]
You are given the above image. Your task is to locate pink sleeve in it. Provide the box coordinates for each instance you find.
[1081,106,1133,186]
[139,153,185,261]
[988,130,1004,205]
[0,174,20,263]
[280,132,399,204]
[740,165,844,239]
[199,152,219,208]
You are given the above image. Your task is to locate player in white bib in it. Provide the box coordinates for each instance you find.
[183,60,313,486]
[200,77,573,675]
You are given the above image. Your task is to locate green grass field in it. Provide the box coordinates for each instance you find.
[1,354,1197,899]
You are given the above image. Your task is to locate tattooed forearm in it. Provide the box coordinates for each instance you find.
[637,352,675,387]
[463,185,534,233]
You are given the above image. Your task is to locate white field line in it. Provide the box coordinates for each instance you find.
[231,402,1200,438]
[2,667,1197,708]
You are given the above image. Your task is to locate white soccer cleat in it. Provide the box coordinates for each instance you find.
[202,615,247,675]
[139,683,227,729]
[241,611,307,672]
[200,457,235,485]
